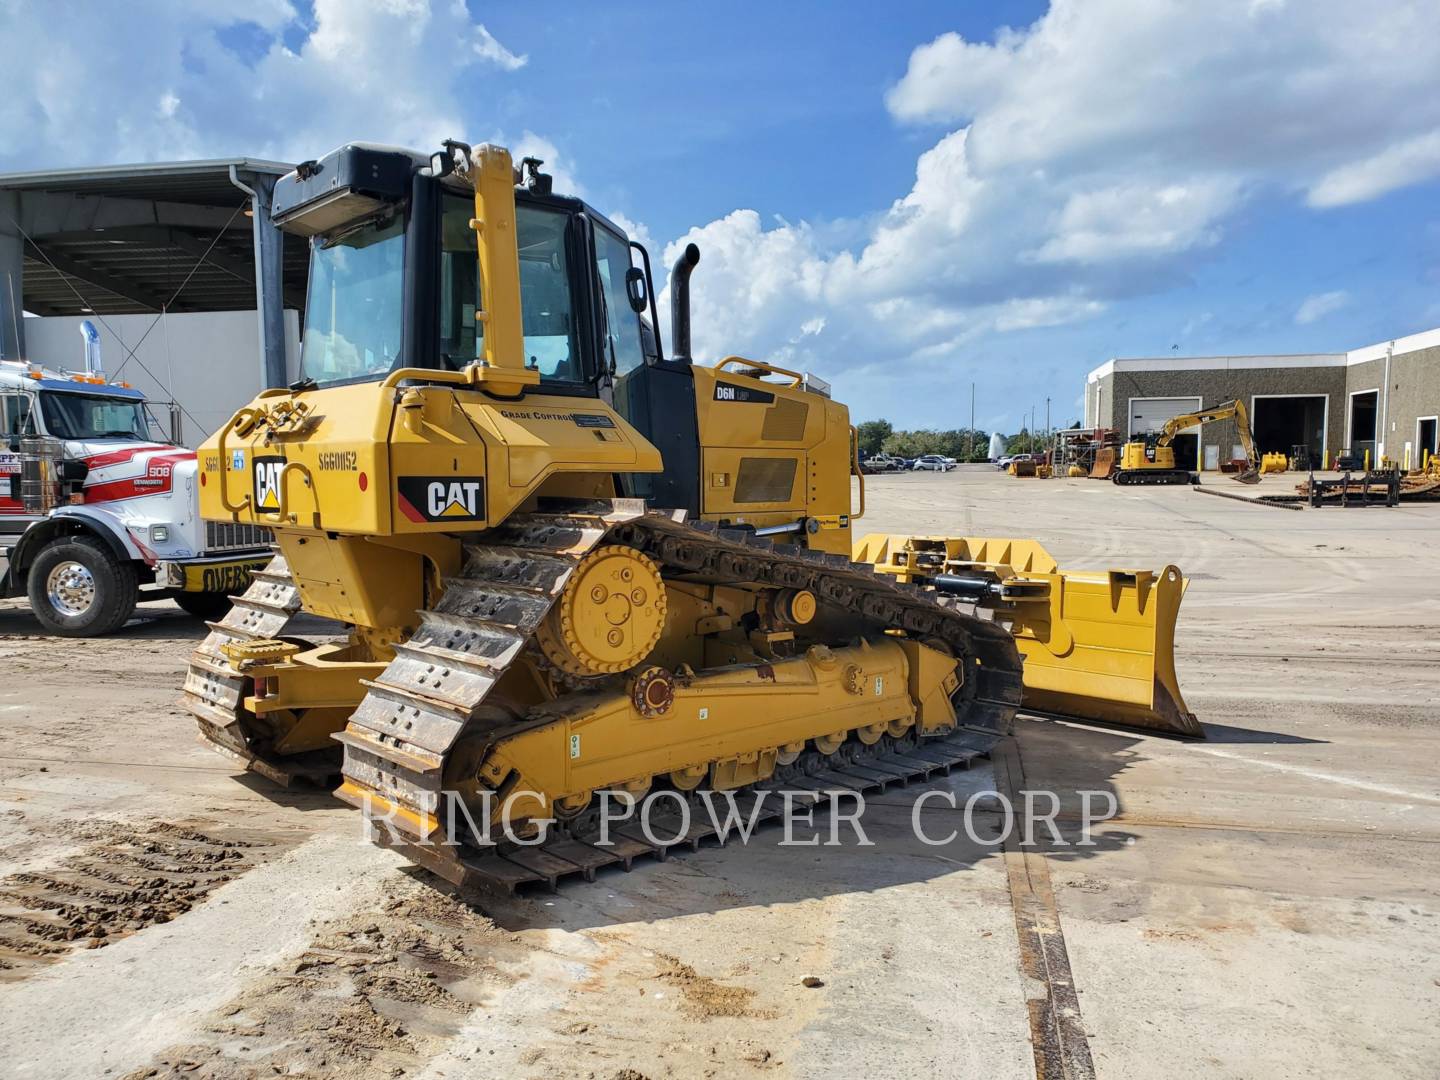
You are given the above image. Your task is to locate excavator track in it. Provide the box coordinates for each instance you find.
[179,554,327,786]
[336,499,1024,894]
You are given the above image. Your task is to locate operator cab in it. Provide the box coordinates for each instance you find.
[271,141,701,509]
[273,142,657,393]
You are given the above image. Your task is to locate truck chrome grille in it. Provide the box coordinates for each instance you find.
[204,521,272,553]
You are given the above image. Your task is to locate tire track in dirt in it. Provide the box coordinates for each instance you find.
[0,819,292,981]
[119,879,525,1080]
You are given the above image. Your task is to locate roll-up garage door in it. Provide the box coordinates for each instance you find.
[1129,397,1202,470]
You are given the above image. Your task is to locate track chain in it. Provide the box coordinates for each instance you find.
[180,553,316,784]
[337,499,1024,893]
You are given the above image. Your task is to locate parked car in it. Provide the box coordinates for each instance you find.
[996,455,1015,470]
[913,455,955,472]
[860,452,906,474]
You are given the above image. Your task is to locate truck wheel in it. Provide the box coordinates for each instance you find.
[174,592,235,621]
[27,537,139,637]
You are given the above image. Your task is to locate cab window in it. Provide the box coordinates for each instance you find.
[300,212,405,386]
[441,194,583,383]
[39,393,148,440]
[593,226,646,378]
[0,394,35,439]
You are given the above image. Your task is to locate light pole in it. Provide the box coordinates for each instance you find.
[969,382,975,462]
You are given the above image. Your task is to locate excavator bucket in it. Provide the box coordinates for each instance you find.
[1234,468,1262,484]
[853,535,1202,737]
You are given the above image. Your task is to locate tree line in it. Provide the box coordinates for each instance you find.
[856,420,1050,461]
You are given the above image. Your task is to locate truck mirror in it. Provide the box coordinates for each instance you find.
[625,266,648,313]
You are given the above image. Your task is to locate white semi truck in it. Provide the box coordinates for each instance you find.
[0,354,271,635]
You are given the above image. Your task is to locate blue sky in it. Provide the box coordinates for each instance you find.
[4,0,1438,432]
[475,3,1047,237]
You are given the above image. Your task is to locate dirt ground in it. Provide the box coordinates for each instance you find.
[0,467,1436,1079]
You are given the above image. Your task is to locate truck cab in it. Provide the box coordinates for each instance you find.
[0,359,271,634]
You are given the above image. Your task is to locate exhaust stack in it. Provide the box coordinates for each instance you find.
[669,243,700,363]
[79,320,103,377]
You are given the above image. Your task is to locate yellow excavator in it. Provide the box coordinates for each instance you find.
[1114,399,1261,485]
[185,142,1197,892]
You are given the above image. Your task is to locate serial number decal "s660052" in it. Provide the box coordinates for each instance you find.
[318,450,358,471]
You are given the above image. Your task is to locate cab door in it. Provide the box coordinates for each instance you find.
[593,220,704,514]
[0,393,35,523]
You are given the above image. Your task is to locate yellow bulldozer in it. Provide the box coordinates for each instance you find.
[185,142,1197,892]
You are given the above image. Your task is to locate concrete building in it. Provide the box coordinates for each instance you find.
[0,159,308,441]
[1085,327,1440,471]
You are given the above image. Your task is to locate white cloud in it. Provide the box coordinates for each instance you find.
[1308,129,1440,208]
[471,22,528,71]
[5,1,1438,429]
[0,0,534,168]
[660,209,829,365]
[606,212,651,250]
[658,0,1440,401]
[993,297,1105,332]
[1033,180,1240,264]
[1294,290,1349,325]
[885,0,1440,192]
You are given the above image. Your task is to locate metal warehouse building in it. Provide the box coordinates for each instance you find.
[1084,327,1440,472]
[0,158,307,440]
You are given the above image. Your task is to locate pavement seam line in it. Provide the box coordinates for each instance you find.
[1193,746,1440,804]
[994,738,1096,1080]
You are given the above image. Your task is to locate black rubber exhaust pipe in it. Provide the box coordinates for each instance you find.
[670,243,700,363]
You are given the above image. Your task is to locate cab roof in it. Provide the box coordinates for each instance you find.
[0,361,147,399]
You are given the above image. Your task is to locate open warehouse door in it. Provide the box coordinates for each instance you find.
[1253,394,1327,467]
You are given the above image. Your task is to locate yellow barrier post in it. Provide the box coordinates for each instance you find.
[1364,448,1371,471]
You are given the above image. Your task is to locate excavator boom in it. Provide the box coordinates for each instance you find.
[1115,397,1261,485]
[1157,399,1261,482]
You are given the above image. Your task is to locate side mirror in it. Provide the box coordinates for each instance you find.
[6,437,18,453]
[624,266,648,313]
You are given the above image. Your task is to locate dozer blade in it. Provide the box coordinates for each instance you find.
[854,535,1202,738]
[1005,563,1200,737]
